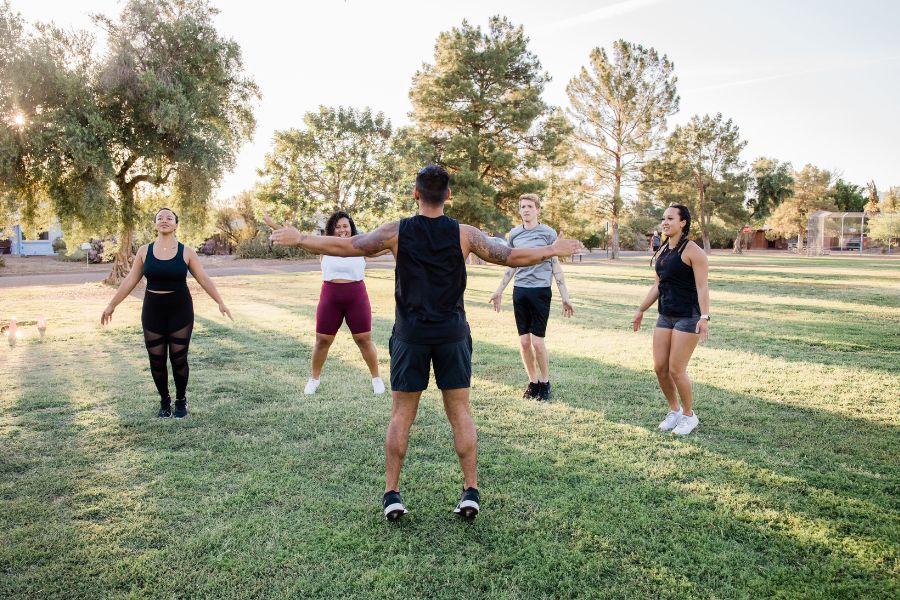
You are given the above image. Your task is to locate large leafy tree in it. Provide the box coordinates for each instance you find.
[409,16,564,230]
[566,40,678,259]
[768,164,835,251]
[0,0,258,282]
[257,106,399,231]
[655,113,747,251]
[882,186,899,213]
[748,157,793,219]
[828,179,866,212]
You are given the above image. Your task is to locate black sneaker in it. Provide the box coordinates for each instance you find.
[383,490,408,521]
[538,381,551,401]
[454,487,480,519]
[522,382,539,399]
[173,397,188,419]
[158,397,172,418]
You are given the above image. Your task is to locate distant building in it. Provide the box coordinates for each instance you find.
[0,222,63,256]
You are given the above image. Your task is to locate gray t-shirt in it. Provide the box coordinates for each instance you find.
[508,223,557,288]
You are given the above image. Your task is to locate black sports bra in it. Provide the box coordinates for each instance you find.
[143,242,189,292]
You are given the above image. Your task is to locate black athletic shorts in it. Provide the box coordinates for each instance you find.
[389,335,472,392]
[513,286,552,337]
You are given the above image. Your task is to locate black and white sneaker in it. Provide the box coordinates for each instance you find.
[383,490,408,521]
[538,381,552,401]
[453,487,480,519]
[173,397,188,419]
[522,382,539,399]
[158,397,172,418]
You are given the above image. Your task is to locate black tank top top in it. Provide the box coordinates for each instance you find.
[143,242,189,292]
[655,242,700,317]
[393,215,468,344]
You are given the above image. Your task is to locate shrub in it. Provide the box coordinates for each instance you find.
[0,255,5,268]
[52,237,67,254]
[235,231,314,260]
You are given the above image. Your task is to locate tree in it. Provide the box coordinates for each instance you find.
[828,179,866,212]
[767,164,835,251]
[748,157,793,219]
[566,40,678,259]
[865,181,880,213]
[656,114,747,251]
[881,186,899,213]
[257,106,400,232]
[867,213,900,251]
[538,123,593,244]
[0,0,258,282]
[409,16,564,230]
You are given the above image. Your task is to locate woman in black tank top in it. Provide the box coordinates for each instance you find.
[631,205,710,436]
[101,208,233,418]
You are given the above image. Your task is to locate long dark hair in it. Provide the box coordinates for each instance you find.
[325,211,358,237]
[651,204,691,266]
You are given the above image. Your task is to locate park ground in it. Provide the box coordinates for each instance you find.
[1,254,898,599]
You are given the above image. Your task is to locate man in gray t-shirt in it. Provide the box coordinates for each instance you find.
[489,194,574,401]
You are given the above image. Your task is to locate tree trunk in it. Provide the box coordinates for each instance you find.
[610,219,620,260]
[732,231,743,254]
[610,167,622,260]
[104,183,136,285]
[697,178,711,252]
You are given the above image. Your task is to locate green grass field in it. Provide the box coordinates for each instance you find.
[1,254,898,599]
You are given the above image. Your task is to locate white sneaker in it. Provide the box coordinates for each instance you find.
[659,408,683,431]
[372,377,386,395]
[672,412,699,435]
[304,378,320,395]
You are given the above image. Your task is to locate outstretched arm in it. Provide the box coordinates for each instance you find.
[461,224,583,267]
[101,246,146,325]
[185,247,233,321]
[550,257,574,317]
[266,216,399,257]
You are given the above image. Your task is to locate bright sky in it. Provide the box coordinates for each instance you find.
[13,0,900,201]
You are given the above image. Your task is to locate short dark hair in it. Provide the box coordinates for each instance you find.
[415,165,450,204]
[325,211,358,237]
[155,207,178,223]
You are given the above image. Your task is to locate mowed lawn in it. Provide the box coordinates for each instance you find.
[1,254,898,599]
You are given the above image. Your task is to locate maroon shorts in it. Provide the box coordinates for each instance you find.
[315,280,372,336]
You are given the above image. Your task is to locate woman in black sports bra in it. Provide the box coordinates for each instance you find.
[631,204,710,436]
[101,208,233,418]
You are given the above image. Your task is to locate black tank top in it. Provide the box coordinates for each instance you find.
[393,215,468,344]
[143,242,189,292]
[655,242,700,317]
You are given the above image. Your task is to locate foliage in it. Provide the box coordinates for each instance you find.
[748,157,793,219]
[864,181,880,213]
[257,106,401,231]
[880,186,899,213]
[566,40,678,259]
[234,229,313,260]
[828,179,866,212]
[0,0,258,283]
[51,237,66,254]
[409,16,564,230]
[767,164,835,249]
[867,213,900,245]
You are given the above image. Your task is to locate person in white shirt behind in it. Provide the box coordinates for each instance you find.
[304,211,385,395]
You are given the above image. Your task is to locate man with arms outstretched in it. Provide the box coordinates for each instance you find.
[268,166,582,521]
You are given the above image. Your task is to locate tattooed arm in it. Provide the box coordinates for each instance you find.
[460,224,583,267]
[267,216,399,257]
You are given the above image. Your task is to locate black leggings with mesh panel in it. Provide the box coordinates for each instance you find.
[141,289,194,401]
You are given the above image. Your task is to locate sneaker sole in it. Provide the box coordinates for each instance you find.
[454,500,480,519]
[384,503,408,521]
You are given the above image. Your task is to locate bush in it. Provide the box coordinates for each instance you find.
[56,249,87,262]
[235,232,314,260]
[582,233,602,250]
[0,255,5,268]
[52,237,67,254]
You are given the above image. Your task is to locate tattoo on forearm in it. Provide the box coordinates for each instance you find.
[351,221,399,255]
[469,229,512,264]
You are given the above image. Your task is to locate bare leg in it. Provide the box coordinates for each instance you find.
[310,333,335,379]
[652,327,679,411]
[518,334,538,382]
[384,391,421,492]
[668,330,700,416]
[441,387,478,490]
[531,335,549,382]
[352,331,381,377]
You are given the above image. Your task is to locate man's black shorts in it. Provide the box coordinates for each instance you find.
[513,286,552,337]
[389,335,472,392]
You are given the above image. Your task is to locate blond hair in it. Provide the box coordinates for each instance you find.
[518,193,541,209]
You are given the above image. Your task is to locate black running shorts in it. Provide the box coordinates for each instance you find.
[512,286,552,337]
[389,335,472,392]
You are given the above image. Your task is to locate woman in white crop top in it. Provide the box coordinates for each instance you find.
[304,211,385,395]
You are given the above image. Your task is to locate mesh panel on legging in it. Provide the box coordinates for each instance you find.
[168,322,193,400]
[143,329,170,400]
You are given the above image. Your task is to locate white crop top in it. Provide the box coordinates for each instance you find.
[321,255,366,281]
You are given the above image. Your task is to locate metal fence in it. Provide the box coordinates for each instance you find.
[806,211,899,255]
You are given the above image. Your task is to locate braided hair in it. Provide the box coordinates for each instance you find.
[650,204,692,266]
[325,211,358,237]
